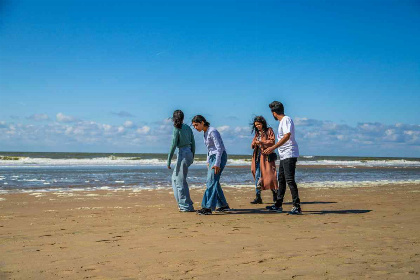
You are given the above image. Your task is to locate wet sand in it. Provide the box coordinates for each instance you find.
[1,184,419,279]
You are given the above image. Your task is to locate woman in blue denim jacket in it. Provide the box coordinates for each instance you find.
[192,115,230,215]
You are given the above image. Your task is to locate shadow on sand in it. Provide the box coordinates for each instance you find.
[303,209,371,215]
[223,203,371,215]
[261,201,337,206]
[284,201,337,205]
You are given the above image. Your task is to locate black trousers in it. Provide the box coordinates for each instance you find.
[275,157,300,207]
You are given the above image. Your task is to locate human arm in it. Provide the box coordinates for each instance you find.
[251,134,258,149]
[263,118,293,154]
[167,128,179,167]
[191,130,196,158]
[259,128,276,147]
[263,133,290,154]
[211,130,224,174]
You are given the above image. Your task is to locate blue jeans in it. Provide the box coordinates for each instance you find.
[255,158,261,195]
[172,147,194,211]
[201,151,229,210]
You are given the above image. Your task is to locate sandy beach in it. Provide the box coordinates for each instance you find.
[1,184,419,279]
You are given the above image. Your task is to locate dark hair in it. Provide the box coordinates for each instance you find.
[172,110,184,129]
[269,101,284,115]
[251,116,268,135]
[191,115,210,127]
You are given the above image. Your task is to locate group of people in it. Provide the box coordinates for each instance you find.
[167,101,302,215]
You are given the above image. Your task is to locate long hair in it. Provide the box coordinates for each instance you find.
[251,116,268,135]
[172,110,184,129]
[191,115,210,127]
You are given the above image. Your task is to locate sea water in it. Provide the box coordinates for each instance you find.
[0,152,419,193]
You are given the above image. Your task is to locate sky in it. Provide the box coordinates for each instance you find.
[0,0,419,157]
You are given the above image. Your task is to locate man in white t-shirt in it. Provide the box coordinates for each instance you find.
[263,101,302,214]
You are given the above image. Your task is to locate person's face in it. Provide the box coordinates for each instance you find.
[272,111,278,120]
[192,121,205,132]
[254,122,263,132]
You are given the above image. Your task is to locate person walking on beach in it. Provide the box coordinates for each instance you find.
[263,101,302,214]
[191,115,230,215]
[167,110,196,212]
[250,116,278,204]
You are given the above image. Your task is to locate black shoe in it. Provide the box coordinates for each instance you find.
[179,209,195,212]
[288,206,302,215]
[266,205,283,212]
[250,196,262,204]
[215,205,231,213]
[196,208,212,215]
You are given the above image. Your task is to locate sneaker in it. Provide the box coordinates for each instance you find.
[288,206,302,215]
[266,205,283,212]
[179,209,195,212]
[250,197,262,204]
[215,205,230,213]
[196,208,212,215]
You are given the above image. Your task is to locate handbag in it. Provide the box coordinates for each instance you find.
[267,152,278,162]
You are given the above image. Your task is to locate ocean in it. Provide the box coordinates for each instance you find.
[0,152,419,193]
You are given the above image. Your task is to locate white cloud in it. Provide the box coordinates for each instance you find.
[56,113,77,123]
[136,126,151,135]
[295,119,420,155]
[124,121,134,128]
[27,114,49,121]
[103,124,112,132]
[216,126,253,143]
[217,125,230,133]
[294,117,323,127]
[0,117,419,156]
[110,111,135,118]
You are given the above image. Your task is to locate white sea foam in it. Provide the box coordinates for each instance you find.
[23,179,46,182]
[1,179,417,194]
[299,179,420,188]
[0,157,208,167]
[298,159,420,168]
[1,156,418,168]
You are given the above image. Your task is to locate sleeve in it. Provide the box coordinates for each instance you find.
[211,130,224,167]
[167,128,179,166]
[281,117,292,134]
[204,134,209,164]
[259,128,275,147]
[251,134,257,149]
[191,130,196,157]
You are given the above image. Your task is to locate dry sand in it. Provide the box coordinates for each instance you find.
[1,184,419,279]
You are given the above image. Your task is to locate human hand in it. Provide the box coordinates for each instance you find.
[263,147,274,154]
[212,165,221,174]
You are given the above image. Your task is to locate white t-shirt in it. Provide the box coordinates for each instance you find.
[277,116,299,160]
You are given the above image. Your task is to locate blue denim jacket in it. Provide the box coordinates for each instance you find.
[204,127,226,167]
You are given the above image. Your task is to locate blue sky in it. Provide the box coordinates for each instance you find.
[0,0,419,157]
